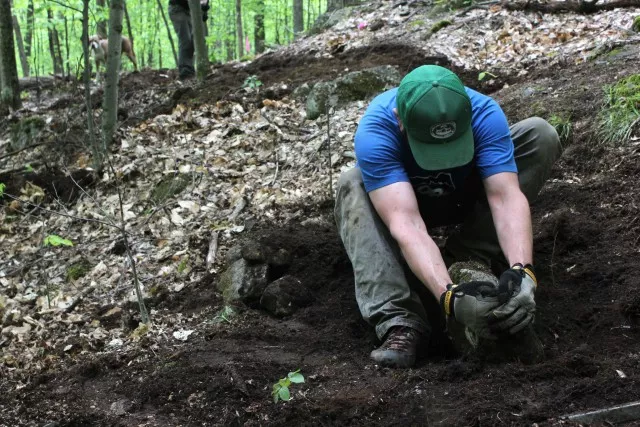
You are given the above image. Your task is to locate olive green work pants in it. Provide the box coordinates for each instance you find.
[334,117,562,340]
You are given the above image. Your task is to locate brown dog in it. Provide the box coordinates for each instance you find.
[89,35,138,81]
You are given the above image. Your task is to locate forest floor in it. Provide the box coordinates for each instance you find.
[2,2,640,427]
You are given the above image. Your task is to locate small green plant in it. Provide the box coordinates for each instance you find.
[24,164,34,172]
[632,15,640,33]
[0,183,5,198]
[548,113,572,145]
[598,74,640,145]
[431,19,452,34]
[43,234,74,247]
[243,75,263,90]
[213,305,235,324]
[177,256,189,273]
[272,370,305,403]
[478,71,497,82]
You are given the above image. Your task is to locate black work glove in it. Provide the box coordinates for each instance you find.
[440,281,502,339]
[490,264,537,335]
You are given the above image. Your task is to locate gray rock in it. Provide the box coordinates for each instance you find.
[308,7,354,34]
[241,241,266,264]
[306,66,401,120]
[225,245,243,264]
[260,276,313,317]
[110,398,133,416]
[306,81,336,120]
[217,259,269,303]
[292,83,313,101]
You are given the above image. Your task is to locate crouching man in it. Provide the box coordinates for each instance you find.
[334,65,561,368]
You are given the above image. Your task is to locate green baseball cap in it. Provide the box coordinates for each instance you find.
[397,65,474,170]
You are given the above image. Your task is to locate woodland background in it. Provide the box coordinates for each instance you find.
[6,0,340,79]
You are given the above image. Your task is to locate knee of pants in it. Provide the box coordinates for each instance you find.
[336,168,364,196]
[334,168,366,216]
[525,117,562,162]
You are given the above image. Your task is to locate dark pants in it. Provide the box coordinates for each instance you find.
[334,117,562,340]
[169,3,195,78]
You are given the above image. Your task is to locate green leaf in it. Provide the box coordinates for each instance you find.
[43,235,74,247]
[278,386,290,401]
[478,72,487,81]
[278,378,290,387]
[0,183,5,198]
[288,372,305,384]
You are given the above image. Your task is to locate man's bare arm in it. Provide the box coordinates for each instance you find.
[369,182,451,299]
[483,172,533,266]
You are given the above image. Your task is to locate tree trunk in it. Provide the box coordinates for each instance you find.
[0,0,22,111]
[25,0,33,57]
[12,14,29,77]
[82,0,101,172]
[96,0,108,37]
[64,14,70,76]
[102,0,124,151]
[47,9,63,75]
[254,0,265,53]
[188,0,209,80]
[293,0,304,37]
[124,2,134,48]
[157,0,178,66]
[235,0,243,59]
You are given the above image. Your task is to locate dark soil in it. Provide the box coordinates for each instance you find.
[2,42,640,427]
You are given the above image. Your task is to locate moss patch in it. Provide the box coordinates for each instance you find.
[431,19,453,34]
[10,116,45,151]
[150,174,191,205]
[67,259,92,282]
[632,15,640,32]
[598,74,640,145]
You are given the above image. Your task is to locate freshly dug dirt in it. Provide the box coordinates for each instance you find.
[2,41,640,427]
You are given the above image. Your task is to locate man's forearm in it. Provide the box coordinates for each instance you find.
[393,226,451,299]
[491,191,533,266]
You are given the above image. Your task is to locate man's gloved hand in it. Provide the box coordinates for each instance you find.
[490,264,537,335]
[440,281,501,338]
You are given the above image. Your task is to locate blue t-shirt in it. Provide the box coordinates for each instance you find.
[354,87,516,200]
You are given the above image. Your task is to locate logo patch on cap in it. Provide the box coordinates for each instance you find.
[430,122,456,139]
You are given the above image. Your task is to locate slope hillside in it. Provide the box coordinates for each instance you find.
[1,1,640,426]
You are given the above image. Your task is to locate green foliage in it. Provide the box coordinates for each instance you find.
[409,20,425,28]
[431,19,452,34]
[478,71,497,81]
[243,75,263,90]
[11,0,329,77]
[24,164,34,172]
[0,183,5,198]
[548,113,572,145]
[272,370,305,403]
[43,234,74,247]
[177,256,189,273]
[213,305,236,324]
[598,74,640,145]
[632,15,640,32]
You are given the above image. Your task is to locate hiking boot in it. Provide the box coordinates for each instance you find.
[370,326,421,368]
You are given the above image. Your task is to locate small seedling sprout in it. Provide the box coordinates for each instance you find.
[272,369,305,403]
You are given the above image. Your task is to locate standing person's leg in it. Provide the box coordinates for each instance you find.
[335,168,430,366]
[169,4,195,79]
[444,117,562,267]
